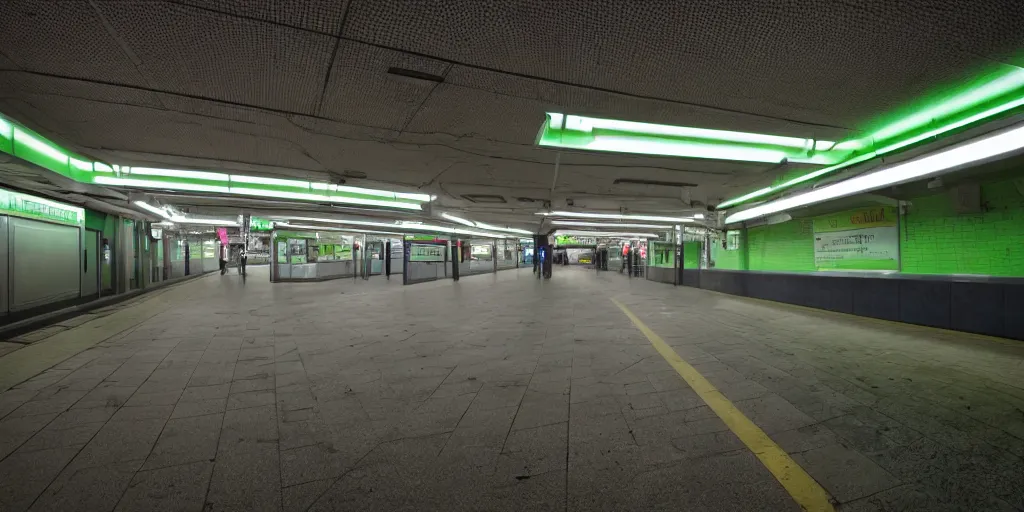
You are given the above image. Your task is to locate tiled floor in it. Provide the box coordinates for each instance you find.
[0,266,1022,511]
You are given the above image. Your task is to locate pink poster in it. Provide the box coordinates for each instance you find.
[216,227,229,245]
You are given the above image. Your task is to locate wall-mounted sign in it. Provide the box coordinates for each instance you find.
[405,234,445,242]
[0,187,84,226]
[813,207,899,271]
[409,243,445,262]
[249,216,273,231]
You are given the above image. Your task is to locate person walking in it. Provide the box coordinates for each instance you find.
[219,244,228,275]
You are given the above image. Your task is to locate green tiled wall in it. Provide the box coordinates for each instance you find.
[711,240,747,270]
[682,242,702,269]
[901,178,1024,276]
[747,219,815,271]
[719,177,1024,276]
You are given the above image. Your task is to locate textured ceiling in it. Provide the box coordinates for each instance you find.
[0,0,1021,225]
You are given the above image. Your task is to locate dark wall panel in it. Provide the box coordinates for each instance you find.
[850,278,900,321]
[681,269,700,288]
[1004,285,1024,341]
[683,270,1023,341]
[951,282,1005,337]
[899,280,951,329]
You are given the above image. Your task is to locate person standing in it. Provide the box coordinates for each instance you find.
[219,244,228,275]
[239,248,247,276]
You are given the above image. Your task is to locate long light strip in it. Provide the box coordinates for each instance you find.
[229,187,422,210]
[169,215,238,226]
[131,167,229,181]
[551,220,675,229]
[725,124,1024,224]
[94,176,231,193]
[277,223,406,237]
[538,211,695,223]
[230,175,308,187]
[273,216,510,239]
[13,128,68,163]
[554,230,659,238]
[442,212,534,234]
[473,222,533,235]
[441,212,476,227]
[565,114,825,148]
[133,200,172,219]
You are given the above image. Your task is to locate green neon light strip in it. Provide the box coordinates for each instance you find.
[0,113,431,211]
[716,68,1024,209]
[716,93,1024,209]
[538,113,851,165]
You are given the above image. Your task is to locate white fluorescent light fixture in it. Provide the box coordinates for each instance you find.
[573,116,819,149]
[551,221,675,229]
[133,201,172,219]
[555,230,659,238]
[395,192,433,202]
[14,128,68,163]
[230,175,309,188]
[169,215,238,226]
[277,223,406,237]
[93,176,231,193]
[128,167,229,181]
[442,213,533,234]
[539,211,695,223]
[442,212,476,227]
[274,216,509,238]
[473,222,533,235]
[726,123,1024,224]
[70,158,93,172]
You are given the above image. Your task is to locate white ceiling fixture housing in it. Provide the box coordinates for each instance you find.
[538,211,696,223]
[550,220,676,229]
[725,123,1024,224]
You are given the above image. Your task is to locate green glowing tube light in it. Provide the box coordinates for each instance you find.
[0,112,431,211]
[537,113,850,165]
[717,68,1024,209]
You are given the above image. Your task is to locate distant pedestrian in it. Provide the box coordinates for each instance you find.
[239,248,247,276]
[219,245,228,275]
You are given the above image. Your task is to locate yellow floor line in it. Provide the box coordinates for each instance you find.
[611,298,835,512]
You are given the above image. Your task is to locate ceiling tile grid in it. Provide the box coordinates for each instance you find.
[0,71,166,110]
[318,41,451,130]
[93,1,336,114]
[171,0,352,35]
[0,0,152,87]
[342,0,1024,131]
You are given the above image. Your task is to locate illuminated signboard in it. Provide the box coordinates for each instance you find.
[409,243,446,262]
[249,216,273,231]
[0,187,83,226]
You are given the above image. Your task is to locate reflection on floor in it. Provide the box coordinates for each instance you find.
[0,266,1021,511]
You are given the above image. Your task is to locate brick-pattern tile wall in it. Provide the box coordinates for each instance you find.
[682,242,702,269]
[748,219,815,271]
[902,178,1024,276]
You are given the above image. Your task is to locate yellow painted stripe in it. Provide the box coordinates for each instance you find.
[611,298,835,512]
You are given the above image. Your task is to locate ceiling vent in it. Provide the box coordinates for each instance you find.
[461,194,506,204]
[387,67,445,83]
[613,178,698,188]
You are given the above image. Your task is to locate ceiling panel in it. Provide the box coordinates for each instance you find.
[442,66,852,140]
[0,0,150,86]
[94,1,336,114]
[171,0,351,35]
[319,40,451,130]
[343,0,1023,131]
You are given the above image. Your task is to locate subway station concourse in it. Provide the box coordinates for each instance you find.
[0,2,1023,511]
